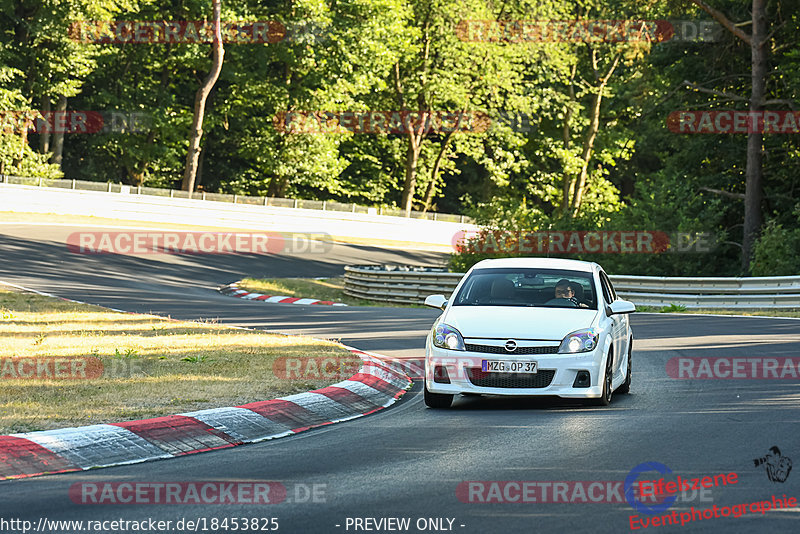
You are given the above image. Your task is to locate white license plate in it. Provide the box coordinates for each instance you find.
[481,360,538,373]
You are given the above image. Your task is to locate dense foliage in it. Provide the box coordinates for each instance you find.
[1,0,798,275]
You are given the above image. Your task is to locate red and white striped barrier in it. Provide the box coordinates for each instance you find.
[219,283,347,306]
[0,347,411,480]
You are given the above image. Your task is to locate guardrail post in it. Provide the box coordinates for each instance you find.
[264,196,268,206]
[352,203,356,213]
[379,206,383,216]
[107,182,111,192]
[322,201,326,211]
[137,185,141,194]
[38,177,42,187]
[203,191,207,201]
[233,194,237,203]
[170,189,174,198]
[460,215,465,223]
[293,199,298,208]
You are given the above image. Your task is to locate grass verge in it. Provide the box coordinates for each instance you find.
[238,277,422,307]
[635,304,800,318]
[0,289,361,434]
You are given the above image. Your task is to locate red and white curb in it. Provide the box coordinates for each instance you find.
[219,283,347,306]
[0,346,412,480]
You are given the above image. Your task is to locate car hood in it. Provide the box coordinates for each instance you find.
[443,305,598,341]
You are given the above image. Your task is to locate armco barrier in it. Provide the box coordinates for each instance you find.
[343,266,800,309]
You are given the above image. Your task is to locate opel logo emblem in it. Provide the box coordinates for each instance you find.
[504,340,517,352]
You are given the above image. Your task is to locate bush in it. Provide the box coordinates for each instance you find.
[751,221,800,276]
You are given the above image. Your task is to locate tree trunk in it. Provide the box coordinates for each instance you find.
[267,176,280,197]
[181,0,224,193]
[570,52,619,217]
[277,175,290,197]
[687,0,768,273]
[422,122,458,213]
[562,64,577,214]
[742,0,766,272]
[196,141,206,192]
[49,95,67,166]
[402,138,421,216]
[570,88,604,216]
[39,96,50,154]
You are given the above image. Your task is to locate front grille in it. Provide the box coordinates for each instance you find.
[465,344,559,355]
[465,368,556,388]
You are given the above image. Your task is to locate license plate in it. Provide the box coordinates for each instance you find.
[481,360,538,373]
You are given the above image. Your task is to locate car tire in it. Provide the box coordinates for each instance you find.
[617,339,632,394]
[424,382,453,408]
[589,348,613,406]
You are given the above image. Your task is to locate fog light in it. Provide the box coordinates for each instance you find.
[434,365,450,384]
[573,370,590,388]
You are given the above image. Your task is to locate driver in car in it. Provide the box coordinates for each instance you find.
[554,279,589,308]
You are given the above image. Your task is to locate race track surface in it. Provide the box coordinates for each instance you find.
[1,224,798,534]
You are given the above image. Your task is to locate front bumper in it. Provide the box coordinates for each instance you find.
[425,344,604,398]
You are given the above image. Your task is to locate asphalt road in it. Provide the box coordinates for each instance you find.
[1,223,799,534]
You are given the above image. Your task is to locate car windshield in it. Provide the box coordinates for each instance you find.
[452,267,597,309]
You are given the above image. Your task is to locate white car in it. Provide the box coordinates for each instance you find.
[423,258,635,408]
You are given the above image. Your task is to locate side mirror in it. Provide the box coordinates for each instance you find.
[609,300,636,315]
[424,294,448,310]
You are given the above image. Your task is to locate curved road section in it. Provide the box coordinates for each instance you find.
[0,223,799,534]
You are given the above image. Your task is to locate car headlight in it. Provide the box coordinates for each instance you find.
[432,323,465,351]
[558,328,599,354]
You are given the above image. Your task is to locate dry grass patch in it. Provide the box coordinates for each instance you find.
[635,304,800,318]
[0,289,360,434]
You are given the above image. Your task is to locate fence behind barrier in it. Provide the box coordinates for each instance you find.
[0,174,471,223]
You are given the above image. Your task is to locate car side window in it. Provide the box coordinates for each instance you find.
[599,271,615,303]
[607,274,618,301]
[601,271,617,300]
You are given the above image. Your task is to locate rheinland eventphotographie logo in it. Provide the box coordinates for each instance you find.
[753,446,792,483]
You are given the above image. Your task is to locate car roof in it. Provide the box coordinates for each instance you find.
[470,257,598,273]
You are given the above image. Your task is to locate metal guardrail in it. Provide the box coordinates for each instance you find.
[343,265,461,304]
[0,174,472,223]
[343,265,800,309]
